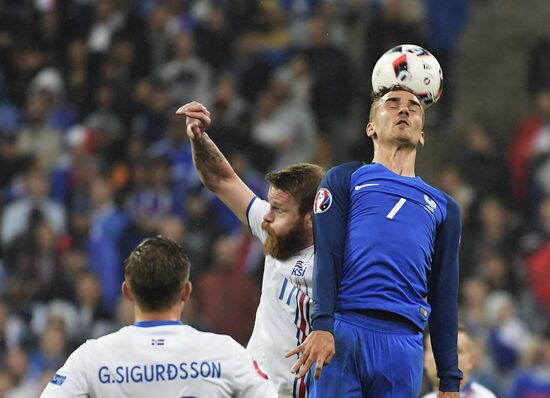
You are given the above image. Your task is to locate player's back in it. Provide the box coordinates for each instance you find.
[41,321,276,398]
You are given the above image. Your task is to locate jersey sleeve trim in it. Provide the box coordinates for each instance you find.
[246,196,259,233]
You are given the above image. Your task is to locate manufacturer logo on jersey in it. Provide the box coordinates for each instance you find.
[291,260,306,277]
[151,338,165,346]
[354,183,379,191]
[314,188,332,214]
[423,194,437,213]
[50,373,66,385]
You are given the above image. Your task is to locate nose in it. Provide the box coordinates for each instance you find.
[263,210,274,223]
[398,106,409,116]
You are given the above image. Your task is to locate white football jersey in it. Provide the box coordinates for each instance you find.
[422,380,497,398]
[40,321,277,398]
[246,198,314,398]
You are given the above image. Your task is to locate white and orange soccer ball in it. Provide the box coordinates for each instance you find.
[371,44,443,109]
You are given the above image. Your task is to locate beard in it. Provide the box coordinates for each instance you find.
[261,220,309,260]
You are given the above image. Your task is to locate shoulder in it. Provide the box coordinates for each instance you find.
[186,326,241,350]
[440,192,461,224]
[421,181,460,221]
[326,162,364,179]
[322,161,365,190]
[84,326,130,350]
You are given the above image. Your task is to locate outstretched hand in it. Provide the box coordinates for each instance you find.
[175,101,212,140]
[285,330,335,380]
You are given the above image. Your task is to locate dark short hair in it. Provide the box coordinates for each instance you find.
[265,163,325,215]
[124,236,191,312]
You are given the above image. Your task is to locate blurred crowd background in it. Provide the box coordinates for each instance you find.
[0,0,549,396]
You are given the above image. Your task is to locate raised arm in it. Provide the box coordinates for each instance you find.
[176,102,255,224]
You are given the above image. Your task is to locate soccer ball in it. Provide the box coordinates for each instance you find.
[371,44,443,109]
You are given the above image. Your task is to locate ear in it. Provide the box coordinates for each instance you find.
[419,130,425,147]
[181,281,192,302]
[366,122,376,139]
[122,281,134,302]
[304,212,312,229]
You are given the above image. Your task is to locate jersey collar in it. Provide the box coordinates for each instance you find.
[133,320,183,328]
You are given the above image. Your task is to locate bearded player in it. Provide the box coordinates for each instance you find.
[176,101,324,398]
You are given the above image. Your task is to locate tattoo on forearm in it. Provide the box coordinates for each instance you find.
[193,134,223,165]
[192,133,232,183]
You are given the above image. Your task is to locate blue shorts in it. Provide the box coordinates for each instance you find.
[308,311,423,398]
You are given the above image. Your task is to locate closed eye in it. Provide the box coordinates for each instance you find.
[385,98,400,108]
[408,100,421,112]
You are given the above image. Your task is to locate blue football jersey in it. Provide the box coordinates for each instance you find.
[311,162,462,390]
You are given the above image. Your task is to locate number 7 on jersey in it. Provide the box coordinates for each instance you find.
[386,198,406,219]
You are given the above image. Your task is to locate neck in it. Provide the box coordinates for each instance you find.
[303,229,314,249]
[372,145,417,177]
[133,303,183,323]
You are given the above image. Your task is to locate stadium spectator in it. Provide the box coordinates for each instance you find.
[527,25,550,93]
[306,17,354,164]
[507,89,550,211]
[459,122,510,200]
[1,167,66,247]
[508,326,550,398]
[251,78,316,170]
[194,234,260,345]
[86,175,129,311]
[158,31,213,106]
[16,94,62,171]
[424,0,469,125]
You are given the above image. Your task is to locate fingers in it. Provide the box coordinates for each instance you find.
[176,102,212,130]
[186,123,202,139]
[175,101,208,115]
[314,358,325,380]
[285,346,303,358]
[296,356,314,379]
[185,112,211,129]
[290,353,308,375]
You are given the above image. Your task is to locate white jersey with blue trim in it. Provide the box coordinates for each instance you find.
[40,321,277,398]
[246,197,314,398]
[422,380,497,398]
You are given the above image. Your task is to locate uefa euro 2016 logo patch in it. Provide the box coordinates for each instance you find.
[314,188,332,214]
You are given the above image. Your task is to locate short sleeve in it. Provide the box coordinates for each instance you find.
[40,343,90,398]
[246,197,270,243]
